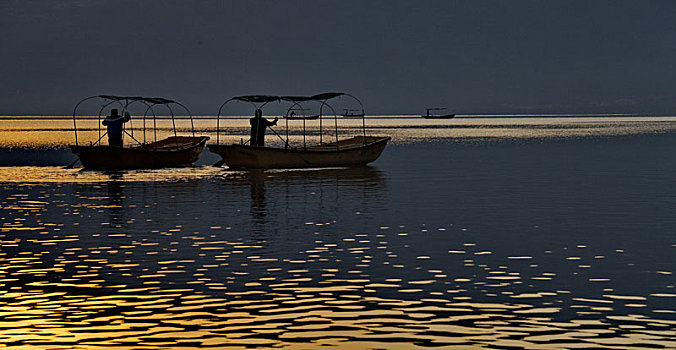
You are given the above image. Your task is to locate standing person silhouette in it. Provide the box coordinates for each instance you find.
[249,109,278,147]
[102,109,131,147]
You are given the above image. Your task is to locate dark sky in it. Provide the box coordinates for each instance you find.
[2,0,676,115]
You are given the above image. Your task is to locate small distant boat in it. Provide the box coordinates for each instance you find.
[69,95,209,170]
[208,92,390,169]
[285,108,319,120]
[343,109,365,118]
[422,108,455,119]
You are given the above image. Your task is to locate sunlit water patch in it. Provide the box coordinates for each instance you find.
[0,128,675,348]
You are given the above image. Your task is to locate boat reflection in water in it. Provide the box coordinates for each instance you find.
[218,166,388,234]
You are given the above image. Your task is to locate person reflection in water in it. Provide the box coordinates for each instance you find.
[249,109,278,147]
[248,170,267,227]
[102,109,131,147]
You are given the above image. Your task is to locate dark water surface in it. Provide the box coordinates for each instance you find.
[0,128,675,348]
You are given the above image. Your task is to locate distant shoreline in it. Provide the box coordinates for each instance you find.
[0,114,670,120]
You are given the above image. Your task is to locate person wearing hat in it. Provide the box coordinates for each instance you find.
[102,108,131,147]
[249,109,278,147]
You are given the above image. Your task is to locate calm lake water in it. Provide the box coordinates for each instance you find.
[0,116,675,349]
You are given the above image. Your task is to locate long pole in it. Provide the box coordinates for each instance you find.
[362,112,366,142]
[72,112,78,146]
[334,112,338,145]
[268,126,286,145]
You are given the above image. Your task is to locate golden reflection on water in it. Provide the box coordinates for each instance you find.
[0,285,674,348]
[0,165,674,349]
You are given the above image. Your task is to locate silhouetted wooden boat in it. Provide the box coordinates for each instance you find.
[209,136,390,169]
[422,107,455,119]
[210,93,389,169]
[70,95,209,170]
[71,136,209,170]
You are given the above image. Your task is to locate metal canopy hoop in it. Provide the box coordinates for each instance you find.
[72,95,195,146]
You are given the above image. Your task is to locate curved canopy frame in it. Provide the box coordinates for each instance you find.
[215,92,366,148]
[72,95,195,146]
[215,96,282,146]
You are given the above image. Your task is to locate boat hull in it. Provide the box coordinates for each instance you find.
[70,136,209,170]
[208,136,390,169]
